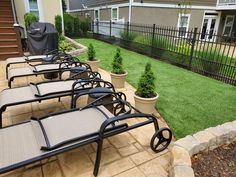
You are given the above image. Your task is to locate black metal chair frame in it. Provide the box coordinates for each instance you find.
[7,57,91,88]
[0,72,103,128]
[0,92,172,177]
[5,49,69,77]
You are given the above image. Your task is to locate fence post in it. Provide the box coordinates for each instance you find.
[189,28,198,69]
[126,21,130,36]
[97,19,99,34]
[109,20,112,39]
[151,24,156,56]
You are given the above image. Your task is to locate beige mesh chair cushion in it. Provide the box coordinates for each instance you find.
[30,80,78,97]
[7,63,68,82]
[38,106,114,148]
[6,55,49,66]
[0,122,42,169]
[8,67,33,79]
[0,106,118,170]
[0,86,35,108]
[31,63,63,72]
[0,79,82,108]
[6,56,27,66]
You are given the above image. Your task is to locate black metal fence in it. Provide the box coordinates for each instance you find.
[91,21,236,86]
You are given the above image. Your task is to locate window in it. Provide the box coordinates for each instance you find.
[94,9,99,20]
[29,0,39,16]
[177,14,190,37]
[223,15,235,37]
[111,8,118,21]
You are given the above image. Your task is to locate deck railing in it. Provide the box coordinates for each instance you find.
[218,0,236,5]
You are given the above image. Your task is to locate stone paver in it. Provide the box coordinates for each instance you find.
[0,61,172,177]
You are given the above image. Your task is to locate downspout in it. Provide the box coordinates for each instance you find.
[128,0,133,23]
[59,0,65,35]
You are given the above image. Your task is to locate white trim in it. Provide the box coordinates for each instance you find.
[37,0,44,21]
[24,0,44,21]
[177,13,191,37]
[216,5,236,10]
[59,0,65,34]
[24,0,30,12]
[200,11,221,42]
[223,15,235,36]
[94,9,100,21]
[111,7,119,21]
[68,3,129,12]
[67,2,217,12]
[131,2,216,10]
[128,0,133,23]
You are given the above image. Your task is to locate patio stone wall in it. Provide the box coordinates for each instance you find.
[65,37,88,56]
[169,120,236,177]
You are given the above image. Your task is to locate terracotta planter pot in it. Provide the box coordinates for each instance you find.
[86,59,100,72]
[110,72,128,88]
[134,93,159,114]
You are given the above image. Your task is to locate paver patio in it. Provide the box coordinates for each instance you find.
[0,61,173,177]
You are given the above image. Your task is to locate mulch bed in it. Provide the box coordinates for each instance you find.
[192,141,236,177]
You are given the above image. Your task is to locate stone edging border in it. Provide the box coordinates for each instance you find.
[169,120,236,177]
[64,36,87,56]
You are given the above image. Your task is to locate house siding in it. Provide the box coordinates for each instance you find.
[131,7,204,29]
[15,0,27,26]
[69,0,128,10]
[133,0,217,6]
[100,9,111,21]
[15,0,62,27]
[119,7,129,21]
[41,0,62,25]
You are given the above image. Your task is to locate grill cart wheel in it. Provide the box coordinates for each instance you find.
[150,128,172,153]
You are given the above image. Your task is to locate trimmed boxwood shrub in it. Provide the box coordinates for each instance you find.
[87,43,96,61]
[136,63,156,98]
[55,15,62,34]
[112,48,125,74]
[24,13,39,29]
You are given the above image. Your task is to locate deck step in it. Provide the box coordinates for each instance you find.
[0,45,18,52]
[0,39,17,46]
[0,52,20,60]
[0,33,17,39]
[0,27,14,33]
[0,9,12,12]
[0,21,14,27]
[0,16,13,21]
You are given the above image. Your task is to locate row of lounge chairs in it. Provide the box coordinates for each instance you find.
[0,51,172,176]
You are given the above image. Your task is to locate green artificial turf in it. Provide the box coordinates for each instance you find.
[76,38,236,139]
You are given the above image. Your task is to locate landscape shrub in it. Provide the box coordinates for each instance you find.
[80,18,90,36]
[120,31,137,41]
[87,43,96,61]
[55,15,62,34]
[136,63,156,98]
[112,48,125,74]
[24,13,39,29]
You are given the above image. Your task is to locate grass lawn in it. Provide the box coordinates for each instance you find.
[76,38,236,139]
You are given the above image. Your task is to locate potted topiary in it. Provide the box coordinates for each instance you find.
[110,48,127,88]
[86,43,100,72]
[134,63,159,114]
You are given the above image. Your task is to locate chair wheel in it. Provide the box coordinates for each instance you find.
[150,128,172,153]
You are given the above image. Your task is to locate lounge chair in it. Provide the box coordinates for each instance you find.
[7,58,91,88]
[0,74,116,128]
[0,92,172,176]
[5,49,63,71]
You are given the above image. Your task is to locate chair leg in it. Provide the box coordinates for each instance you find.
[0,111,2,128]
[93,139,103,176]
